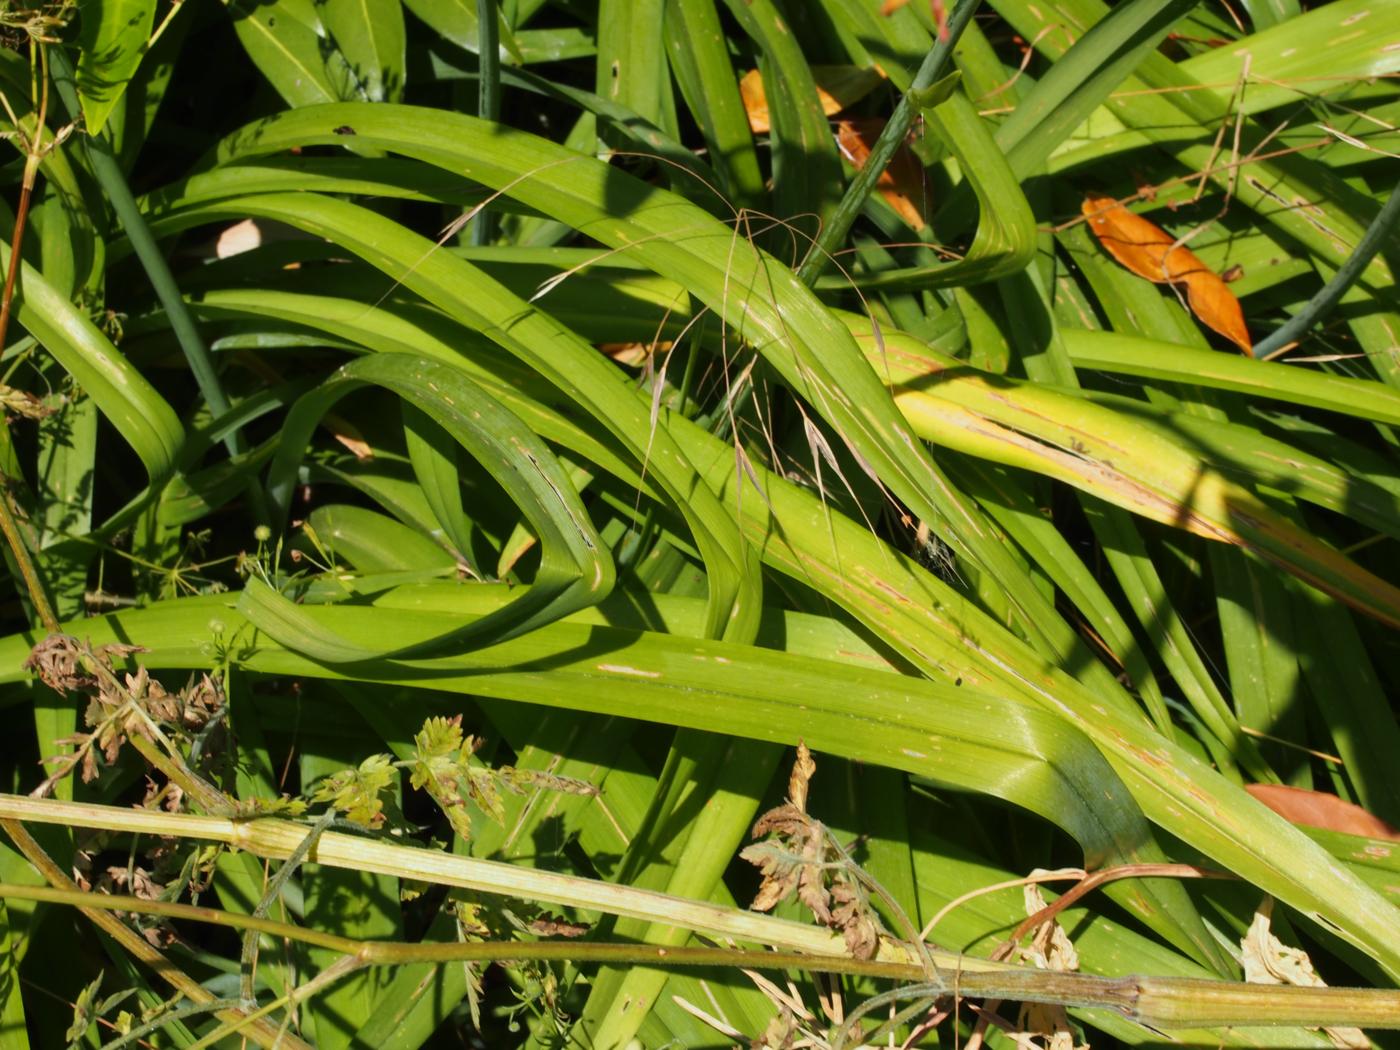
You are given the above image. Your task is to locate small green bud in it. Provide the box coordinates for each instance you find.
[253,525,272,542]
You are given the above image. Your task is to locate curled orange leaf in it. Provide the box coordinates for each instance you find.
[836,119,927,230]
[1246,783,1400,842]
[1082,195,1252,354]
[738,66,883,134]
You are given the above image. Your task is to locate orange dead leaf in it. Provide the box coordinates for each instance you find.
[836,119,927,230]
[597,340,671,366]
[324,412,374,460]
[1246,783,1400,842]
[738,66,883,134]
[1082,195,1252,354]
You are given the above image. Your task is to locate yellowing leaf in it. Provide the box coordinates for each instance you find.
[738,66,883,134]
[1082,195,1252,354]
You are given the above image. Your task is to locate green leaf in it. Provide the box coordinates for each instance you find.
[249,356,614,657]
[1062,330,1400,425]
[228,0,342,107]
[319,0,407,102]
[0,898,27,1050]
[402,0,526,63]
[152,187,761,644]
[0,235,182,489]
[664,0,764,204]
[307,504,459,574]
[310,752,397,827]
[75,0,157,136]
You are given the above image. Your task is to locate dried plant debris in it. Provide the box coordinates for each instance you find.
[1007,881,1089,1050]
[741,743,883,959]
[1242,899,1370,1049]
[27,636,225,795]
[751,1008,800,1050]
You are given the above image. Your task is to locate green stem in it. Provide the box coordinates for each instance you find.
[97,999,244,1050]
[793,0,982,286]
[47,48,266,521]
[0,478,55,631]
[1252,179,1400,358]
[240,808,336,1003]
[473,0,501,246]
[9,879,1399,1030]
[0,823,310,1050]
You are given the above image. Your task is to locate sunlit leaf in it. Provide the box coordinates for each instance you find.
[1082,194,1252,353]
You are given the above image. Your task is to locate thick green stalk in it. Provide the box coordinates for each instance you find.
[1252,179,1400,358]
[794,0,982,285]
[6,796,1400,1030]
[473,0,501,245]
[4,879,1399,1029]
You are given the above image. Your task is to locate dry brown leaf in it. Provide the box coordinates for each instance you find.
[1246,783,1400,842]
[741,808,827,915]
[741,745,883,959]
[830,879,880,959]
[597,340,670,367]
[1081,195,1251,354]
[788,739,815,813]
[1011,883,1088,1050]
[835,119,927,230]
[526,914,590,938]
[323,411,374,460]
[738,66,883,134]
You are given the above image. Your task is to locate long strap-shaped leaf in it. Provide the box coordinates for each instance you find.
[179,281,1400,970]
[1062,330,1400,423]
[207,103,1102,666]
[250,354,613,656]
[0,237,182,488]
[0,589,1192,897]
[167,192,759,645]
